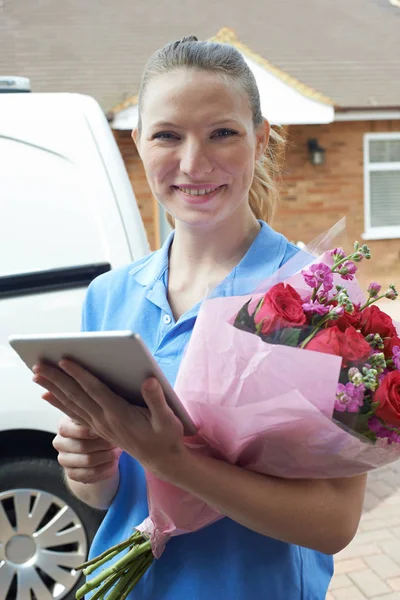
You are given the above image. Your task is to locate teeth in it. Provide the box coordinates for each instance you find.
[179,187,218,196]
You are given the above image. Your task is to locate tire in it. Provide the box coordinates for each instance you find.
[0,457,106,600]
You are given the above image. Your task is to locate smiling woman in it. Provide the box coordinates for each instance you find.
[33,34,366,600]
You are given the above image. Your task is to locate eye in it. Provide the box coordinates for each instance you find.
[152,132,180,141]
[211,129,239,139]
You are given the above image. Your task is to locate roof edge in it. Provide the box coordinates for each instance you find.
[108,27,336,116]
[211,28,336,107]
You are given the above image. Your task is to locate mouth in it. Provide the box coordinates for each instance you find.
[173,185,225,201]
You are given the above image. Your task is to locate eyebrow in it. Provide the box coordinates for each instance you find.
[150,119,240,129]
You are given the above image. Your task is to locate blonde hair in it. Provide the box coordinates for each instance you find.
[137,35,286,227]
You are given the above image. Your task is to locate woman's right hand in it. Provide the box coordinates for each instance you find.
[53,415,122,484]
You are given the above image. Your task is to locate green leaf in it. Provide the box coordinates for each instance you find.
[233,299,255,332]
[269,327,303,347]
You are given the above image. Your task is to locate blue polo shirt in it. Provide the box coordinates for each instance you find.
[82,221,333,600]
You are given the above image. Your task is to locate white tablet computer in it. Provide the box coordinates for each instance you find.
[8,330,197,437]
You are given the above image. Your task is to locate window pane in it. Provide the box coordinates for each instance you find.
[370,170,400,227]
[369,139,400,163]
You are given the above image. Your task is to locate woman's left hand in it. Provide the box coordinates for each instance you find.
[32,360,187,479]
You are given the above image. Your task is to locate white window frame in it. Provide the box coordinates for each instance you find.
[362,132,400,240]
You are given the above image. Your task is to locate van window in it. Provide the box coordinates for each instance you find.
[0,136,106,276]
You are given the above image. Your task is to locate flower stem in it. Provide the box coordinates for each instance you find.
[88,571,123,600]
[83,545,133,576]
[75,540,151,599]
[118,552,154,600]
[359,293,389,311]
[76,531,143,571]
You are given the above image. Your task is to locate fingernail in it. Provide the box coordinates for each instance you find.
[32,364,40,373]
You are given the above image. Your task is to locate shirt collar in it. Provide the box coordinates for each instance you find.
[129,221,288,295]
[129,230,174,287]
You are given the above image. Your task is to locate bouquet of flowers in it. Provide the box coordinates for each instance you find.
[75,236,400,600]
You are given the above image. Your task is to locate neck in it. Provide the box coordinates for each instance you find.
[169,209,261,286]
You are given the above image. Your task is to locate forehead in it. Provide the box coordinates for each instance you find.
[140,69,252,126]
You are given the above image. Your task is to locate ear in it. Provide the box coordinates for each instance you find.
[255,119,270,161]
[131,128,140,155]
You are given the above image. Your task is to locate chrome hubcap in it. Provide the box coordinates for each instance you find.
[0,489,88,599]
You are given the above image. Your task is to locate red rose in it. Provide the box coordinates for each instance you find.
[341,327,372,365]
[374,371,400,427]
[306,326,371,367]
[358,305,397,359]
[385,335,400,361]
[359,305,396,339]
[305,326,342,357]
[254,283,306,335]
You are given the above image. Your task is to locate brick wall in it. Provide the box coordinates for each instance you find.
[113,130,159,250]
[114,121,400,294]
[274,120,400,291]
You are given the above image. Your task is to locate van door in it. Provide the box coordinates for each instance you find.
[0,92,147,432]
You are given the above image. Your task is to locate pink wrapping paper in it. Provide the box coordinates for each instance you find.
[138,243,400,557]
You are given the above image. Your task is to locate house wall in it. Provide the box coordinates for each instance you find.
[113,130,159,250]
[275,120,400,292]
[114,120,400,304]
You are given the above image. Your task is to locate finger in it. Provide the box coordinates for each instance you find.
[42,390,88,426]
[53,432,118,454]
[59,359,121,411]
[57,447,121,470]
[141,378,174,426]
[64,461,119,484]
[56,413,99,440]
[33,374,90,424]
[34,362,98,419]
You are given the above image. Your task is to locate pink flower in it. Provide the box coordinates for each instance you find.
[302,263,334,293]
[339,261,357,281]
[302,302,330,316]
[393,346,400,371]
[367,282,381,297]
[335,382,365,413]
[386,286,398,301]
[330,247,346,260]
[333,305,345,317]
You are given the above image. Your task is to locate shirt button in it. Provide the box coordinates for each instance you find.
[163,314,172,325]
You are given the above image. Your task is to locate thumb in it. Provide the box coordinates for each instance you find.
[141,378,172,424]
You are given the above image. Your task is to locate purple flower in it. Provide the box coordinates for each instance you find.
[330,247,346,260]
[393,346,400,371]
[389,431,400,444]
[339,261,357,281]
[368,416,388,437]
[302,302,330,316]
[367,282,381,297]
[302,263,334,293]
[368,417,400,444]
[335,382,365,413]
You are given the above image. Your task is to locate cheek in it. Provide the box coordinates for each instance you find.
[142,150,176,183]
[223,144,255,183]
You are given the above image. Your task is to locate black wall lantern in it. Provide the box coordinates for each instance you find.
[307,138,326,166]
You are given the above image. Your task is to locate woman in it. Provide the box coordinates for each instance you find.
[33,36,366,599]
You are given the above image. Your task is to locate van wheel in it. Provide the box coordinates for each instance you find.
[0,457,105,600]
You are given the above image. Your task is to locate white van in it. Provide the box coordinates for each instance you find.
[0,80,149,600]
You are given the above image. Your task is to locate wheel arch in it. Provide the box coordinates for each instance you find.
[0,428,57,462]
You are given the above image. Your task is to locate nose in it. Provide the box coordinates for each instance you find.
[179,139,213,178]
